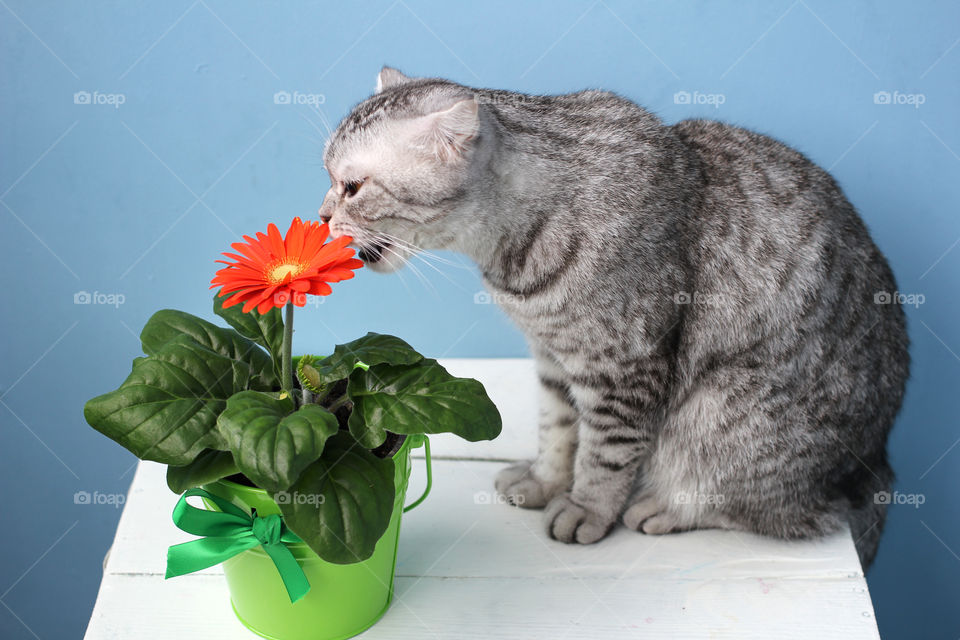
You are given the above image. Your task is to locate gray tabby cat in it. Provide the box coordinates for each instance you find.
[320,66,909,568]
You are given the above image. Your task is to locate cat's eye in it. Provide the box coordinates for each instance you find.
[343,180,363,198]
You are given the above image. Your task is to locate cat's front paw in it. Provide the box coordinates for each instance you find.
[544,493,616,544]
[622,495,680,534]
[495,460,562,508]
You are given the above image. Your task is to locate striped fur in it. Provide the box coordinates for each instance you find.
[321,68,909,569]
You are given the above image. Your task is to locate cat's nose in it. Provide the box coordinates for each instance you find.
[318,202,333,224]
[318,190,335,225]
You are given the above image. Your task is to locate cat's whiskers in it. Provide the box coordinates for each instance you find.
[389,248,438,297]
[383,250,416,299]
[376,231,470,270]
[371,238,422,299]
[372,231,473,294]
[370,233,440,297]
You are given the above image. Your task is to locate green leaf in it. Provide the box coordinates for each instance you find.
[84,336,268,466]
[216,391,340,493]
[311,333,423,384]
[346,358,502,448]
[140,309,277,390]
[276,432,395,564]
[166,449,238,493]
[214,293,284,377]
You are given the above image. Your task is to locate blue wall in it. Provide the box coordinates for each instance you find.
[2,1,957,637]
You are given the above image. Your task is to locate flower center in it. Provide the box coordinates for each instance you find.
[268,261,305,284]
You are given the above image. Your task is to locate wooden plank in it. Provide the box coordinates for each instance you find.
[85,574,246,639]
[107,460,865,581]
[399,461,864,581]
[104,460,219,577]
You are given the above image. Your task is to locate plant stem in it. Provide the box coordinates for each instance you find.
[282,301,294,393]
[327,395,351,412]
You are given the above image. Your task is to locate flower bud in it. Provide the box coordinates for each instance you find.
[296,356,326,395]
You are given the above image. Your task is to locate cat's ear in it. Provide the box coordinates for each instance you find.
[410,97,479,161]
[376,66,411,93]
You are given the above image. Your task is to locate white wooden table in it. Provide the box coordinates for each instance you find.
[85,359,881,639]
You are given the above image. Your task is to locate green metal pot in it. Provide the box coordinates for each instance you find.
[201,434,431,640]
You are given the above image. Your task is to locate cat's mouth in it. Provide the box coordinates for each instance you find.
[350,236,410,273]
[356,240,390,264]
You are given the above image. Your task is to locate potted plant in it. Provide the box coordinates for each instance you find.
[84,217,502,640]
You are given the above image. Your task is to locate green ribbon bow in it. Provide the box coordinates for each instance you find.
[165,488,311,603]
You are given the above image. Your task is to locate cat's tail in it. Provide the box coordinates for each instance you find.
[846,457,894,571]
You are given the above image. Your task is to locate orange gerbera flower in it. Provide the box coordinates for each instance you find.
[211,217,363,314]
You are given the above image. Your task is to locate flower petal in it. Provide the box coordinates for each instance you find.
[307,281,333,296]
[256,297,277,314]
[285,217,304,258]
[289,279,311,292]
[300,223,331,258]
[267,223,286,259]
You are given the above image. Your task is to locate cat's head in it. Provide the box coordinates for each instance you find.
[320,67,481,272]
